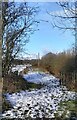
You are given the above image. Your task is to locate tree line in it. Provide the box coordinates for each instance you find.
[40,49,76,90]
[13,47,75,77]
[29,49,75,75]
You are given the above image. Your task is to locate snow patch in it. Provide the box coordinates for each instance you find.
[2,72,76,119]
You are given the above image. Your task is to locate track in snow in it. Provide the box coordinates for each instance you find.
[2,72,75,119]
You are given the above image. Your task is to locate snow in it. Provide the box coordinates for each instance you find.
[23,71,56,84]
[12,64,32,74]
[2,71,76,119]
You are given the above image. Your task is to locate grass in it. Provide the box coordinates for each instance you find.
[2,74,43,94]
[2,95,13,113]
[2,72,77,120]
[54,100,77,120]
[2,73,43,113]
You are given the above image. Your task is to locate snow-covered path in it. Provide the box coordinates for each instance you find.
[2,72,76,119]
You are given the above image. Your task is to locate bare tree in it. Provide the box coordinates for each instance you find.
[47,1,77,69]
[2,2,39,76]
[48,1,76,31]
[48,1,77,109]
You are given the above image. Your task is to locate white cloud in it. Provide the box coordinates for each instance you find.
[49,9,74,18]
